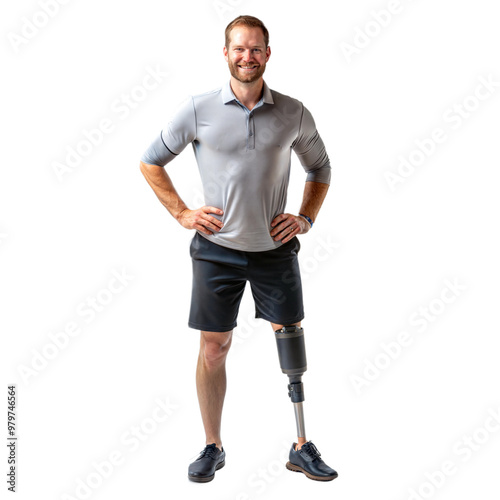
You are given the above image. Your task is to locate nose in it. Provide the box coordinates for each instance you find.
[242,49,253,62]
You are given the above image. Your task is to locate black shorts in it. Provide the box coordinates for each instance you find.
[188,232,304,332]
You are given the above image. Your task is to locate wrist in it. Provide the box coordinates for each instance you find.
[175,207,189,222]
[298,213,313,228]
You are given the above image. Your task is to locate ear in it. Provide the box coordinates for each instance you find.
[266,46,271,62]
[223,45,229,62]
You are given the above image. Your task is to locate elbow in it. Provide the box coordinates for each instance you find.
[306,164,331,184]
[140,160,165,182]
[140,160,156,180]
[140,160,157,175]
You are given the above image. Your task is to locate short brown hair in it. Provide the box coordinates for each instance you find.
[225,15,269,49]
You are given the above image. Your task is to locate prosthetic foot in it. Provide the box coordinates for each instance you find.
[275,326,338,481]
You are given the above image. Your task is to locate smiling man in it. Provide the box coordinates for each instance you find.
[140,15,337,483]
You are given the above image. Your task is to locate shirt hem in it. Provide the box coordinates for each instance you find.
[197,231,284,252]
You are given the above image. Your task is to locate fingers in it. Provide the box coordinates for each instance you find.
[201,206,224,232]
[280,225,301,243]
[191,206,223,234]
[202,206,224,216]
[199,216,222,233]
[194,223,212,235]
[270,213,287,227]
[270,214,292,236]
[270,214,299,241]
[199,211,223,232]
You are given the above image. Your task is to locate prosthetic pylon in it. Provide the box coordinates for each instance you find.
[274,325,307,439]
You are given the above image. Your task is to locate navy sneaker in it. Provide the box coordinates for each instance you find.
[188,443,225,482]
[287,441,338,481]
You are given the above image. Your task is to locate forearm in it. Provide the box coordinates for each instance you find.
[298,181,329,223]
[140,161,188,221]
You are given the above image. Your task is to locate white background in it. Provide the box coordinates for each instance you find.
[2,0,500,499]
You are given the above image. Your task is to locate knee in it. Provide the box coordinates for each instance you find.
[272,321,301,332]
[200,331,232,366]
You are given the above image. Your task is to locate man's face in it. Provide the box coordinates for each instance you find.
[224,26,270,84]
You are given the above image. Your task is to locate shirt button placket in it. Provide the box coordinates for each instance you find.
[247,112,255,150]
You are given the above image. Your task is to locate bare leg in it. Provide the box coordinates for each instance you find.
[271,321,307,450]
[196,330,233,451]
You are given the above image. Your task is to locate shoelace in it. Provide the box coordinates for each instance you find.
[199,445,218,460]
[300,442,321,461]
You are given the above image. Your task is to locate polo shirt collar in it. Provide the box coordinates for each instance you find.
[222,79,274,105]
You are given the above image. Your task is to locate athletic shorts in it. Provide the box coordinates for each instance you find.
[188,232,304,332]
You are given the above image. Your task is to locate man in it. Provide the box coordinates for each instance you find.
[140,15,338,483]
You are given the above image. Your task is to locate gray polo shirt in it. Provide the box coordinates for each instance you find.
[140,79,331,252]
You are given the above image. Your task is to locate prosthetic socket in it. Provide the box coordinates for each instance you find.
[275,325,307,439]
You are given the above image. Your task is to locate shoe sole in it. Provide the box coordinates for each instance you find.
[286,461,338,481]
[188,460,225,483]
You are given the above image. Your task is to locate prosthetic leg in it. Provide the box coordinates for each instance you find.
[274,325,307,440]
[275,325,338,481]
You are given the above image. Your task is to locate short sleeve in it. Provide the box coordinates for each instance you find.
[292,105,331,184]
[140,97,196,166]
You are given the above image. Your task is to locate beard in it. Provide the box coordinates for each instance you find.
[227,59,266,83]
